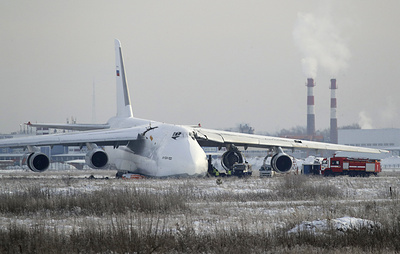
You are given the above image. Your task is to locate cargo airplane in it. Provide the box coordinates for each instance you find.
[0,40,387,177]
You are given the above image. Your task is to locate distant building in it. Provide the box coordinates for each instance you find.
[339,128,400,149]
[338,128,400,157]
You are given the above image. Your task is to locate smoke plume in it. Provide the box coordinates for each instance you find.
[293,4,351,78]
[358,111,373,129]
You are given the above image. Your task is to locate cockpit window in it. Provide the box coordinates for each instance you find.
[331,160,340,165]
[171,132,182,140]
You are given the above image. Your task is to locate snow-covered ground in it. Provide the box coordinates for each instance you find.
[0,168,399,238]
[288,216,381,235]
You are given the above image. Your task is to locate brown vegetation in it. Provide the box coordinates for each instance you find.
[0,170,399,253]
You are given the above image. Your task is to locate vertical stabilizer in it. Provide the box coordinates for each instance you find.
[115,39,133,118]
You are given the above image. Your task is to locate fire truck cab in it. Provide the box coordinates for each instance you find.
[321,156,381,177]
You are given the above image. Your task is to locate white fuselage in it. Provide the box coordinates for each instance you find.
[105,117,208,177]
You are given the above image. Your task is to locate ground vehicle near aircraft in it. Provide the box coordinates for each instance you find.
[231,162,252,177]
[0,40,388,177]
[259,154,275,177]
[219,146,252,177]
[207,153,252,177]
[321,156,382,177]
[259,164,272,177]
[258,153,295,177]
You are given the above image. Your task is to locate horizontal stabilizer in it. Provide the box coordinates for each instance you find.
[26,122,110,131]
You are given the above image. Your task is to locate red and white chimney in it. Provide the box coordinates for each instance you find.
[306,78,315,137]
[330,79,338,144]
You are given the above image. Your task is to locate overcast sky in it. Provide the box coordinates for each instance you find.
[1,0,400,134]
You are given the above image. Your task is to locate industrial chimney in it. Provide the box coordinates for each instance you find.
[306,78,315,137]
[330,79,338,144]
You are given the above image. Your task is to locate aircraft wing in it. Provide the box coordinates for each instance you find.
[0,126,145,149]
[26,122,110,131]
[193,128,388,154]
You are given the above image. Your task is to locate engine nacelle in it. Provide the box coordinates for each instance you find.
[27,152,50,172]
[270,152,293,173]
[221,149,244,171]
[85,149,108,169]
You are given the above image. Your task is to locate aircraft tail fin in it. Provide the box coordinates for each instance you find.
[115,39,133,118]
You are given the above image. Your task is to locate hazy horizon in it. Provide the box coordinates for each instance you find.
[1,0,399,134]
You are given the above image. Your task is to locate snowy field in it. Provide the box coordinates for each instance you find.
[0,168,400,253]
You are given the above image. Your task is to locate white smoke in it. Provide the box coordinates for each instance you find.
[358,111,373,129]
[293,4,351,78]
[301,57,318,79]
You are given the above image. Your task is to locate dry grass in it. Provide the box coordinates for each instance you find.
[0,170,399,253]
[0,186,188,216]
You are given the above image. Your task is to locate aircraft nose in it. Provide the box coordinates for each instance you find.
[157,133,208,176]
[187,146,208,175]
[174,139,208,176]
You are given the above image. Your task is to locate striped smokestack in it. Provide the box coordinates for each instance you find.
[306,78,315,137]
[330,79,338,144]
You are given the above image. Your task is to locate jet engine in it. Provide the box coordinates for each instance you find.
[221,148,244,170]
[85,149,108,169]
[26,152,50,172]
[270,152,293,173]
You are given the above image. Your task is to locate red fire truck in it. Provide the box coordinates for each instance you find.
[321,156,381,177]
